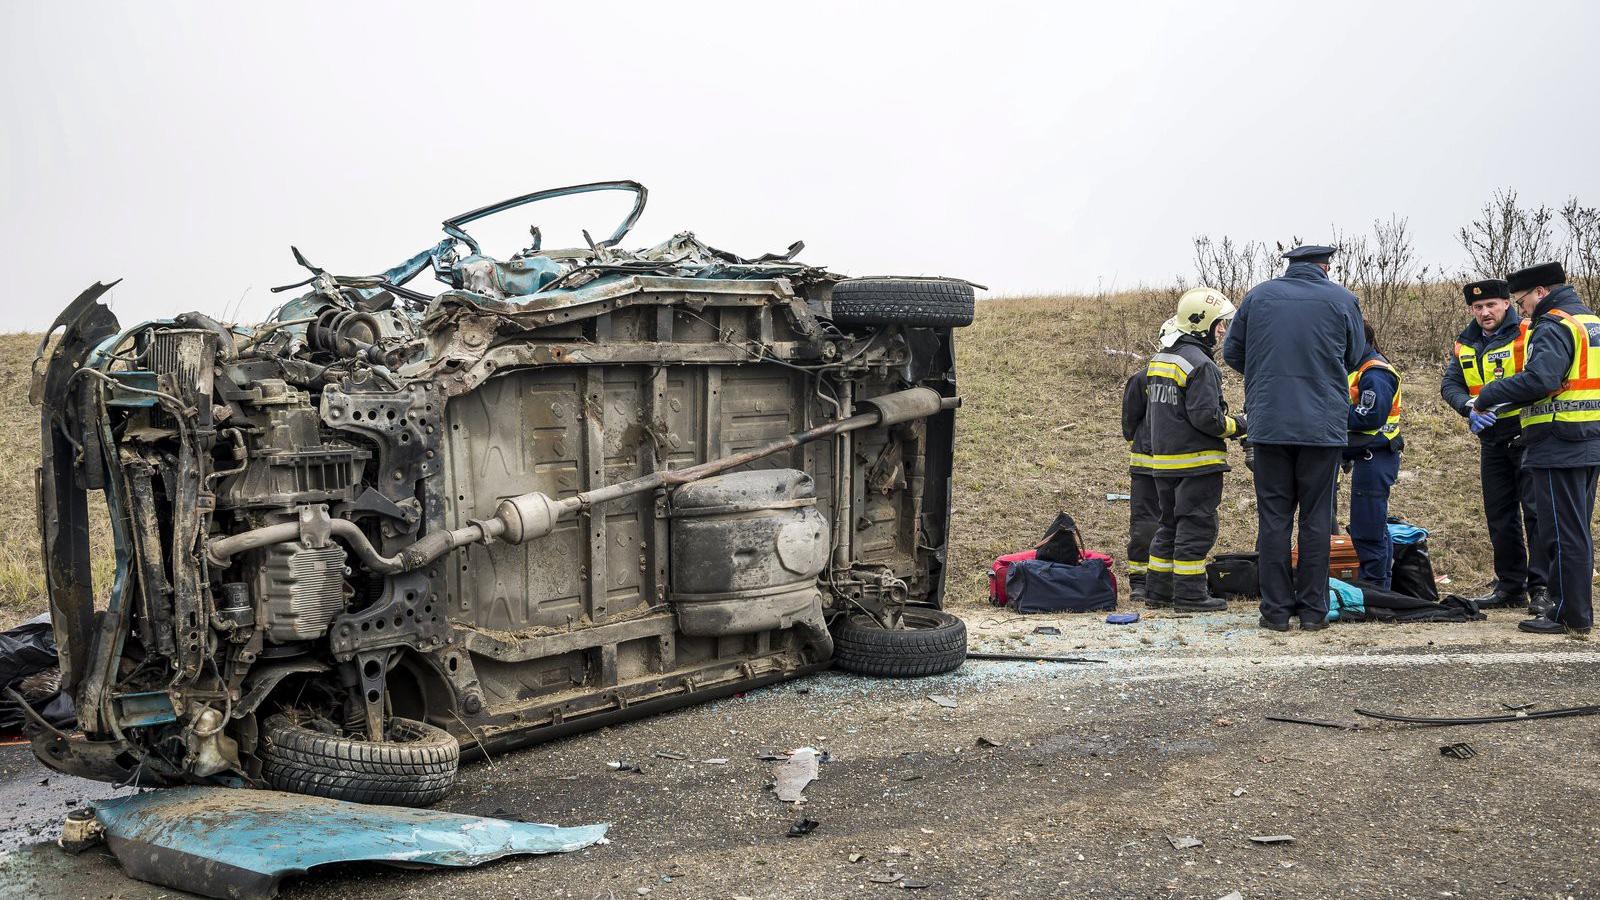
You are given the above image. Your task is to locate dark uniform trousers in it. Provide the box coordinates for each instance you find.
[1126,472,1159,594]
[1349,447,1399,589]
[1253,443,1342,624]
[1532,465,1600,630]
[1146,473,1223,602]
[1481,438,1549,595]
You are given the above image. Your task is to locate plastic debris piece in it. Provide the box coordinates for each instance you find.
[1106,612,1140,625]
[786,817,819,837]
[91,786,607,899]
[773,747,821,803]
[1440,742,1477,759]
[1105,493,1132,502]
[608,760,643,773]
[900,879,932,890]
[1249,834,1296,844]
[1167,835,1203,850]
[927,695,957,709]
[870,873,904,884]
[652,750,687,761]
[703,758,729,765]
[975,736,1002,748]
[1031,625,1062,636]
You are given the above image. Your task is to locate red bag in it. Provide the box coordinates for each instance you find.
[990,548,1118,606]
[989,550,1037,606]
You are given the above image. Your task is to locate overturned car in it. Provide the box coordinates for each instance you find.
[28,182,974,804]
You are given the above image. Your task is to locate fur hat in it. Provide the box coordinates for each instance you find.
[1506,262,1566,293]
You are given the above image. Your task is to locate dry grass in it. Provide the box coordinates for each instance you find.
[0,292,1572,627]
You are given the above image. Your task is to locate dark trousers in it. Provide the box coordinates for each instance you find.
[1253,444,1342,624]
[1530,465,1600,630]
[1147,473,1223,602]
[1349,447,1399,590]
[1482,438,1548,594]
[1126,472,1159,593]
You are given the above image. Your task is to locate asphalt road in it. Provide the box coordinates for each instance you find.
[2,607,1597,899]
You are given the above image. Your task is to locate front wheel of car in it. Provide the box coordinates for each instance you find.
[831,607,967,677]
[829,278,976,328]
[261,712,460,806]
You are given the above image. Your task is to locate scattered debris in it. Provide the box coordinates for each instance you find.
[608,760,644,773]
[1440,742,1477,759]
[1212,717,1235,728]
[754,748,788,761]
[1231,788,1246,797]
[901,773,923,782]
[91,786,607,899]
[786,817,819,837]
[1500,702,1536,711]
[1106,612,1140,625]
[927,694,958,709]
[871,872,904,884]
[900,878,932,889]
[1217,892,1244,900]
[1031,625,1062,636]
[652,750,687,761]
[965,651,1106,664]
[57,808,103,854]
[1249,834,1296,845]
[1105,492,1132,502]
[703,758,730,765]
[1167,835,1203,850]
[1265,714,1357,729]
[773,747,822,803]
[850,852,865,863]
[975,735,1003,748]
[1356,704,1599,726]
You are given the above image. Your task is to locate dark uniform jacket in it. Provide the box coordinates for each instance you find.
[1440,308,1525,445]
[1222,262,1365,446]
[1145,334,1243,478]
[1476,285,1600,469]
[1347,347,1401,455]
[1122,369,1152,475]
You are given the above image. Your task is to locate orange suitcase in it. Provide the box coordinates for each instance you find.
[1292,532,1361,582]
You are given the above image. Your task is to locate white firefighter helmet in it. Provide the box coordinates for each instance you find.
[1158,316,1183,348]
[1174,287,1236,339]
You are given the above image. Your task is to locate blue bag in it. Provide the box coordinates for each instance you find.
[1004,558,1117,613]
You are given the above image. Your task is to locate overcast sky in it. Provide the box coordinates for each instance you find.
[3,1,1597,330]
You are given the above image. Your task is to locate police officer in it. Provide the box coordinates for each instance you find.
[1144,289,1245,611]
[1122,317,1181,603]
[1223,245,1365,631]
[1474,262,1600,637]
[1440,278,1550,614]
[1346,320,1402,588]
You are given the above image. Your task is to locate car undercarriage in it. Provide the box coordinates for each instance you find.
[26,181,975,804]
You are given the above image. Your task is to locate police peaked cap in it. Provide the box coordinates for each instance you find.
[1462,279,1510,304]
[1506,262,1566,293]
[1282,245,1337,264]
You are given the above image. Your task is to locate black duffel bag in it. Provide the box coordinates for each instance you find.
[1005,558,1117,613]
[1206,553,1259,598]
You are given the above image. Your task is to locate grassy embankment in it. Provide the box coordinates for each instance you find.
[0,291,1577,627]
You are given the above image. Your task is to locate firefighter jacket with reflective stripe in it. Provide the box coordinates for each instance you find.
[1477,286,1600,468]
[1441,309,1528,444]
[1122,369,1154,474]
[1144,334,1242,477]
[1347,351,1402,452]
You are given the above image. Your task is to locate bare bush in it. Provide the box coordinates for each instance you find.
[1457,189,1558,277]
[1340,216,1418,344]
[1193,235,1277,300]
[1560,198,1600,302]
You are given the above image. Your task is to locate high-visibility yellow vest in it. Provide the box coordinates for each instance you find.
[1455,320,1530,418]
[1347,358,1402,440]
[1522,309,1600,434]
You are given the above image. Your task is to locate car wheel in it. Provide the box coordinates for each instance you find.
[831,607,967,677]
[261,713,460,806]
[830,278,976,328]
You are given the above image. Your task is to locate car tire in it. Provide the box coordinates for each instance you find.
[830,278,975,328]
[261,713,460,806]
[831,607,967,677]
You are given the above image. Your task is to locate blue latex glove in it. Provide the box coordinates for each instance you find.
[1469,409,1498,434]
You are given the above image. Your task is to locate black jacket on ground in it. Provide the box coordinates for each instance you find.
[1441,307,1526,445]
[1476,286,1600,468]
[1145,334,1242,477]
[1222,262,1365,446]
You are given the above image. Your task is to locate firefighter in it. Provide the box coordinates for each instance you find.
[1474,262,1600,637]
[1223,245,1365,631]
[1346,320,1403,589]
[1144,289,1245,611]
[1122,317,1181,603]
[1440,278,1550,614]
